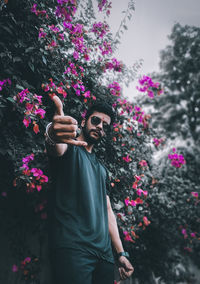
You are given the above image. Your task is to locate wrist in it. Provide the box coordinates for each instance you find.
[117,251,130,259]
[45,122,56,146]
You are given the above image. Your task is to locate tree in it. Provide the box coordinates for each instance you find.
[134,23,200,283]
[0,1,157,283]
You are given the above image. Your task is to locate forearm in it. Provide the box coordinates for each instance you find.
[45,140,68,157]
[108,208,124,253]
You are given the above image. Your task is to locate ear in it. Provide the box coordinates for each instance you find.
[81,119,86,128]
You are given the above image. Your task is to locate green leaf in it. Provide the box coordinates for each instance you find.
[42,56,47,65]
[16,84,24,90]
[28,62,35,72]
[6,97,15,103]
[25,47,35,53]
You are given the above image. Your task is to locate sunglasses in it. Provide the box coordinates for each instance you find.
[90,116,111,133]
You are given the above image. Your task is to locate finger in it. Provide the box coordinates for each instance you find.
[56,132,77,140]
[53,124,78,133]
[126,269,134,277]
[60,139,87,147]
[119,268,123,280]
[49,94,64,116]
[122,267,130,280]
[119,268,127,281]
[53,115,78,125]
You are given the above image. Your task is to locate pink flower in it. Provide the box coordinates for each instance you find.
[182,229,186,235]
[12,264,18,272]
[143,216,150,226]
[35,108,46,119]
[191,192,198,198]
[135,175,141,181]
[122,155,132,162]
[124,197,130,206]
[24,257,31,263]
[81,109,87,118]
[36,185,42,192]
[23,117,31,128]
[123,231,134,242]
[130,200,137,206]
[40,175,48,183]
[39,28,47,38]
[168,150,186,168]
[153,138,164,147]
[136,188,143,196]
[31,168,43,178]
[73,51,79,60]
[82,91,91,98]
[139,160,148,167]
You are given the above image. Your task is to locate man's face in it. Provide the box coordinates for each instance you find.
[82,111,111,145]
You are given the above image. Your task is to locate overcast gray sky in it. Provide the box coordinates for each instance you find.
[106,0,200,99]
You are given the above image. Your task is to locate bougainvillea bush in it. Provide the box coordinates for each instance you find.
[0,1,198,283]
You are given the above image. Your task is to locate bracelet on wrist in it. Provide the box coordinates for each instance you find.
[117,251,130,259]
[45,122,56,146]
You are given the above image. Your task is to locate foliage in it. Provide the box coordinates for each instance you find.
[0,0,154,282]
[134,23,200,283]
[1,0,199,283]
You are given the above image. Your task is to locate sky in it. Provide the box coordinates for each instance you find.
[105,0,200,100]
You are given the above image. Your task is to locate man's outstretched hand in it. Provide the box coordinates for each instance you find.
[48,94,87,147]
[118,256,134,281]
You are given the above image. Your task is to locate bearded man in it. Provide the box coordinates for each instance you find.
[45,95,134,284]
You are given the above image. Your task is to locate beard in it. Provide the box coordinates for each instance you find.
[82,125,102,145]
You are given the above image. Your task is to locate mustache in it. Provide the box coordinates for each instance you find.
[90,129,102,138]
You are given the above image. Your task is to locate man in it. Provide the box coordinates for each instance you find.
[45,94,134,284]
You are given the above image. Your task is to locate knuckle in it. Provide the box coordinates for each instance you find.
[71,131,77,138]
[71,125,77,131]
[52,124,59,132]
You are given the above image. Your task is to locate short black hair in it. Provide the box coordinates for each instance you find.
[85,102,115,124]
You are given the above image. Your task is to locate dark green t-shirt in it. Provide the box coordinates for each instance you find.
[47,145,114,263]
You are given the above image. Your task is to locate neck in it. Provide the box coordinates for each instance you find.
[77,132,94,153]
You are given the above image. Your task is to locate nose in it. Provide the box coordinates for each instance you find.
[96,120,103,129]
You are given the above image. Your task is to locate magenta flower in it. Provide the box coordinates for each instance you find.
[105,58,123,72]
[99,41,112,56]
[139,160,148,167]
[122,155,132,162]
[153,138,164,147]
[12,264,18,272]
[35,108,46,119]
[23,117,31,128]
[39,28,47,38]
[83,91,90,98]
[24,257,31,263]
[137,75,163,98]
[91,22,109,38]
[191,192,198,198]
[49,24,60,33]
[168,150,186,168]
[0,78,11,91]
[81,109,87,118]
[181,229,186,235]
[73,51,79,60]
[108,81,121,96]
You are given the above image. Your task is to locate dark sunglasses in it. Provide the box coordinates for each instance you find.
[91,116,111,133]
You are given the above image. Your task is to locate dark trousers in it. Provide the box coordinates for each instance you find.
[50,248,115,284]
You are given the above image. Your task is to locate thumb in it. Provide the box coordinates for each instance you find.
[49,94,64,116]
